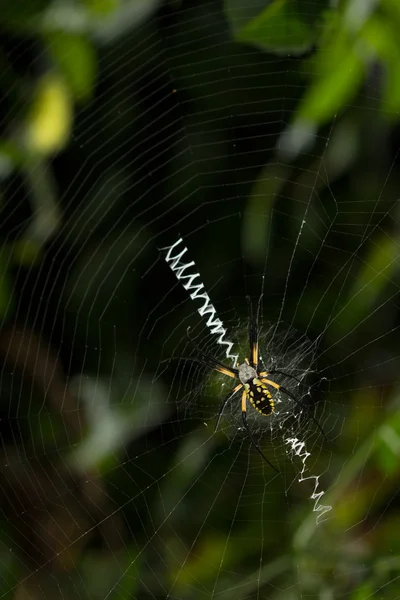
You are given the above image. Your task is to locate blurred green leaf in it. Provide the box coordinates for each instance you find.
[24,71,73,156]
[46,32,97,101]
[169,534,228,590]
[40,0,159,39]
[0,0,50,31]
[351,582,374,600]
[334,233,400,332]
[109,553,142,600]
[277,7,366,157]
[361,13,398,62]
[235,0,314,55]
[224,0,271,35]
[83,0,119,16]
[376,411,400,475]
[384,59,400,119]
[0,141,24,178]
[360,13,400,119]
[376,424,400,475]
[90,0,161,42]
[296,34,364,125]
[382,0,400,22]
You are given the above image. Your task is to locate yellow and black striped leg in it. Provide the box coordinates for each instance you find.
[259,369,302,385]
[241,390,279,473]
[186,327,239,378]
[214,383,243,432]
[247,296,259,368]
[261,378,328,442]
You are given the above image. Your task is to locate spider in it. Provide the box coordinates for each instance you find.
[189,298,327,473]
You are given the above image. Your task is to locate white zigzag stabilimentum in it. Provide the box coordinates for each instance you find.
[285,436,331,523]
[162,237,238,366]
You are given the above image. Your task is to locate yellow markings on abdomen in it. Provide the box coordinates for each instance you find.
[245,378,274,416]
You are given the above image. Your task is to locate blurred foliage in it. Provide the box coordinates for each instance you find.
[1,0,400,599]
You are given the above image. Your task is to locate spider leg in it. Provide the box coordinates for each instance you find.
[259,369,302,385]
[186,327,238,379]
[247,295,262,369]
[261,378,328,442]
[214,383,243,432]
[241,389,280,473]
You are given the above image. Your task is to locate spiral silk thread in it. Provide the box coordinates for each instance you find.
[285,436,332,522]
[162,237,239,366]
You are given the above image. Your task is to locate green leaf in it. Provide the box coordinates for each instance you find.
[82,0,119,16]
[376,423,400,475]
[375,412,400,475]
[0,0,50,31]
[382,0,400,23]
[0,141,24,178]
[360,14,400,119]
[46,32,97,102]
[224,0,269,35]
[236,0,314,55]
[25,72,73,155]
[351,583,375,600]
[295,33,364,125]
[334,233,400,332]
[383,59,400,119]
[361,13,399,61]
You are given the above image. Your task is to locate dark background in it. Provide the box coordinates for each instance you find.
[1,1,400,598]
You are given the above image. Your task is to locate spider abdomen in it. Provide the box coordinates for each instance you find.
[244,378,274,416]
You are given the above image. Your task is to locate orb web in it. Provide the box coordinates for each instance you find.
[0,1,400,599]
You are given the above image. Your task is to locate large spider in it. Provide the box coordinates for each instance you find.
[191,299,327,473]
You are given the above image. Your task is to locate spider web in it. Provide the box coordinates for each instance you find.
[1,1,400,599]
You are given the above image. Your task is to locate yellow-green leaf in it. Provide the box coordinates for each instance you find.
[360,14,400,119]
[82,0,119,16]
[46,32,97,102]
[25,72,73,155]
[383,60,400,119]
[296,37,364,125]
